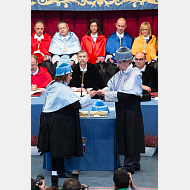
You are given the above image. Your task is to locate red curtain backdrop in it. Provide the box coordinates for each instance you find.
[31,10,158,42]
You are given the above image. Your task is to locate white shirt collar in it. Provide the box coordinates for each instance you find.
[140,65,146,72]
[61,34,69,40]
[80,65,87,73]
[116,31,124,39]
[91,33,98,42]
[143,35,149,41]
[31,66,39,76]
[34,33,44,41]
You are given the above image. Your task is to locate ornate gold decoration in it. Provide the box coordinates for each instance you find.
[31,0,158,8]
[31,1,37,5]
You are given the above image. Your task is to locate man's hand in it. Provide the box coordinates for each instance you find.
[95,58,101,63]
[43,56,48,61]
[97,90,105,97]
[109,57,114,63]
[97,57,105,63]
[142,85,151,92]
[127,172,135,189]
[81,184,89,190]
[36,179,45,190]
[31,84,37,91]
[88,90,98,98]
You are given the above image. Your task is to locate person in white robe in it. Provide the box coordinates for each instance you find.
[98,47,145,174]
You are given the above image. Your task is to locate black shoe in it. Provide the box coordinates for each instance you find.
[117,166,123,171]
[135,164,140,171]
[58,172,72,178]
[123,168,135,175]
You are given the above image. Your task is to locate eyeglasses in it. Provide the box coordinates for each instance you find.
[141,29,148,31]
[135,58,145,61]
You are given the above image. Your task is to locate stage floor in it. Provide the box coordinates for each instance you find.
[31,152,158,189]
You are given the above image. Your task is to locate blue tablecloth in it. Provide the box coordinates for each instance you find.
[31,92,158,171]
[31,92,158,136]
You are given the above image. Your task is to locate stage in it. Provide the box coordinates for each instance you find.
[31,92,158,171]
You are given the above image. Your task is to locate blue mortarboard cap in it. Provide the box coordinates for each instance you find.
[55,56,73,76]
[115,47,133,61]
[91,100,110,113]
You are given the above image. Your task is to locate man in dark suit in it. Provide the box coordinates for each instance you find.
[134,52,158,92]
[69,50,106,92]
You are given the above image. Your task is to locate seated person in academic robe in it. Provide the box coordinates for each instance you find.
[69,50,106,98]
[49,21,81,67]
[105,18,133,64]
[131,22,158,63]
[98,47,145,174]
[134,52,158,92]
[31,20,55,79]
[31,55,52,91]
[37,61,97,178]
[81,18,106,65]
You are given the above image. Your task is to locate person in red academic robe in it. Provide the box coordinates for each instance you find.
[31,20,55,79]
[81,18,106,65]
[31,55,52,91]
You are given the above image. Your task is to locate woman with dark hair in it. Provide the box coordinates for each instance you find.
[81,18,106,65]
[38,56,97,178]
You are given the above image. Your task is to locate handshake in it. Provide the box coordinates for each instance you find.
[88,89,105,98]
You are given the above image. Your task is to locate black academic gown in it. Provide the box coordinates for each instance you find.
[38,101,83,159]
[115,93,145,156]
[69,62,106,90]
[142,65,158,92]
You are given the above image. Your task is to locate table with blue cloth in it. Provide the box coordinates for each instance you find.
[31,92,158,171]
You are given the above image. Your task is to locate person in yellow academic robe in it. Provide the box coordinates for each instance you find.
[131,22,158,62]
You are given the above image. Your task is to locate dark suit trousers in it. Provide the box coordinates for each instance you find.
[123,153,140,172]
[52,156,65,174]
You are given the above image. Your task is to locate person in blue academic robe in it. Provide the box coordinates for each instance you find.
[37,57,97,178]
[98,47,145,174]
[49,21,81,68]
[105,18,133,64]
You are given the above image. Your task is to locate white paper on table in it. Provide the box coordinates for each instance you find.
[31,88,44,95]
[71,87,78,92]
[86,88,93,92]
[108,107,115,111]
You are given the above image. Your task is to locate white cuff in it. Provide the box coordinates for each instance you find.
[105,91,118,102]
[102,87,110,92]
[79,94,92,109]
[105,55,112,63]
